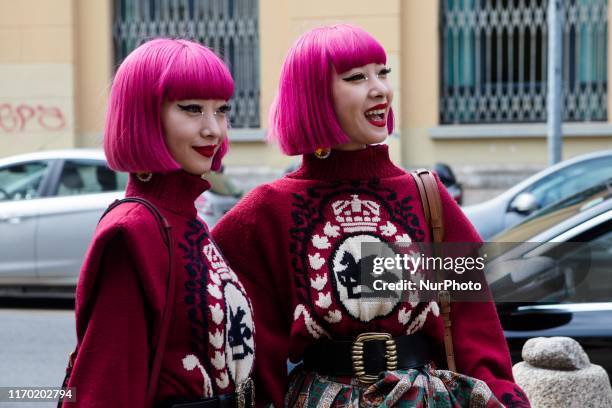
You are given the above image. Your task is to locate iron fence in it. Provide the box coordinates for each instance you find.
[441,0,607,124]
[112,0,260,128]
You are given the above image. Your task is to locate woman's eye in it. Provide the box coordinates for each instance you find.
[177,104,202,114]
[378,67,392,78]
[342,73,366,82]
[216,104,232,115]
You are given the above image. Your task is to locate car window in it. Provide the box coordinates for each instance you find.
[492,219,612,304]
[556,222,612,303]
[524,156,612,209]
[496,180,612,242]
[0,161,49,202]
[56,160,128,197]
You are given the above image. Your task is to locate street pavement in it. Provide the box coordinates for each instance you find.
[0,304,75,408]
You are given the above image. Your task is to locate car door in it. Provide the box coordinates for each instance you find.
[0,160,55,283]
[35,159,126,285]
[494,216,612,373]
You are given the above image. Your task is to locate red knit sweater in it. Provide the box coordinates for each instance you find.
[212,145,529,408]
[64,171,254,407]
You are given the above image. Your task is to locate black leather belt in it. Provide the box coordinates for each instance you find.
[303,332,432,384]
[162,379,254,408]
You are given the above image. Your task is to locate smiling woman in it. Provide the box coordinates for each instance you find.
[104,39,233,174]
[213,24,530,408]
[267,23,394,156]
[61,39,256,408]
[161,99,231,175]
[331,63,393,150]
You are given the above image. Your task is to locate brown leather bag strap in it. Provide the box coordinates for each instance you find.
[410,170,457,372]
[411,170,444,242]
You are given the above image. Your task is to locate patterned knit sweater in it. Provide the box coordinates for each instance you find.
[212,145,529,408]
[64,171,254,407]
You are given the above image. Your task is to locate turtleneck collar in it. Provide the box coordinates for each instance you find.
[290,144,405,181]
[125,170,211,218]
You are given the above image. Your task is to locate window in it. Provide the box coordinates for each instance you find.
[55,161,128,197]
[489,221,612,303]
[0,161,50,202]
[555,221,612,302]
[440,0,608,124]
[522,156,612,209]
[112,0,260,128]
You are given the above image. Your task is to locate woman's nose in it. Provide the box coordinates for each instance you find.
[369,78,389,100]
[200,112,222,138]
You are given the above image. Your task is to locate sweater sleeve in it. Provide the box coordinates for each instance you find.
[435,176,530,407]
[212,190,292,408]
[64,235,149,408]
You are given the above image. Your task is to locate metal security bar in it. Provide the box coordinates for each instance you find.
[440,0,607,124]
[113,0,260,128]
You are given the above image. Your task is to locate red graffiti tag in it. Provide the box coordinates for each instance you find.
[0,103,67,132]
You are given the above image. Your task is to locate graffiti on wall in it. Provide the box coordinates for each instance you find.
[0,103,67,133]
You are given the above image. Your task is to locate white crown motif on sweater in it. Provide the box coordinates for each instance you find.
[332,194,381,233]
[203,243,229,271]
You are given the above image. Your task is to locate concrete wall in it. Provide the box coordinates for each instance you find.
[222,0,402,170]
[398,0,612,171]
[0,0,75,155]
[73,0,113,149]
[0,0,112,156]
[242,0,612,173]
[0,0,610,180]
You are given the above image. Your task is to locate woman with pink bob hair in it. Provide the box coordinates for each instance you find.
[104,38,230,173]
[267,23,394,156]
[61,38,255,408]
[213,24,529,407]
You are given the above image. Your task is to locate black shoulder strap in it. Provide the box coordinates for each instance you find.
[101,197,172,246]
[58,197,175,408]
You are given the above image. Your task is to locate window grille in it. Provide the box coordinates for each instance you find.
[440,0,607,124]
[112,0,260,128]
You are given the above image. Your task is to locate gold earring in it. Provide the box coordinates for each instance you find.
[136,172,153,182]
[314,147,331,159]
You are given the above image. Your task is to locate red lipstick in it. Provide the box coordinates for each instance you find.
[193,145,216,158]
[364,103,388,128]
[366,103,388,112]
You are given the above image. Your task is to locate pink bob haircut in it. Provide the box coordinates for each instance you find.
[104,38,233,172]
[268,24,394,156]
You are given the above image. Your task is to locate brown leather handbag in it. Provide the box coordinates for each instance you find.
[410,169,457,372]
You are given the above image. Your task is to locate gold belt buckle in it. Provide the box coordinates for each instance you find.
[236,377,254,408]
[352,332,398,384]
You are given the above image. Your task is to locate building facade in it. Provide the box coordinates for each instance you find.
[1,0,610,185]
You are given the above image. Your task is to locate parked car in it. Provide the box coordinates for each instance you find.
[0,149,241,296]
[196,169,243,227]
[487,181,612,374]
[433,162,463,205]
[463,150,612,239]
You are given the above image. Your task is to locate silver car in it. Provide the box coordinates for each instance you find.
[0,149,241,296]
[463,150,612,240]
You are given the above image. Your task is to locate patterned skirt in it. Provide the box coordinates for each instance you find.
[284,365,504,408]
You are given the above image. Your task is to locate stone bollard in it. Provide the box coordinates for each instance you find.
[513,337,612,408]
